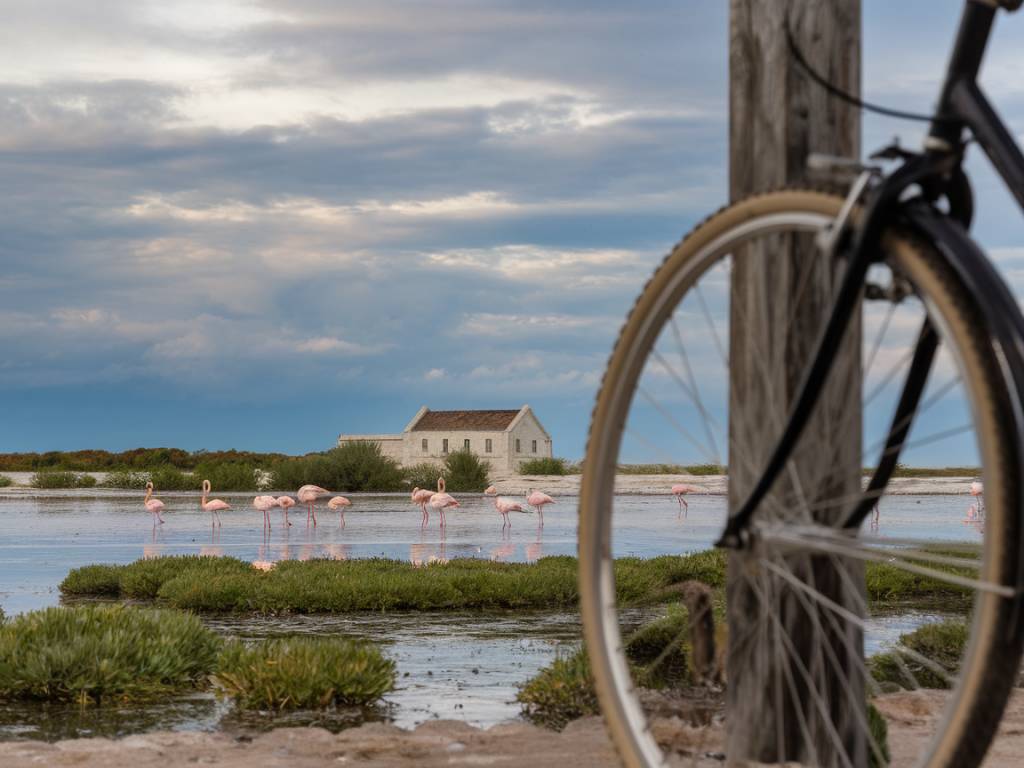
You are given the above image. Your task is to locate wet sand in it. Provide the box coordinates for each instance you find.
[2,689,1021,767]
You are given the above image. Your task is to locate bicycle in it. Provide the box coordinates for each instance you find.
[579,1,1024,766]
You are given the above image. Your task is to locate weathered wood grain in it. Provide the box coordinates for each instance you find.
[727,1,865,765]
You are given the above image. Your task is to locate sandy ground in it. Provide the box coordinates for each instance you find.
[2,689,1021,767]
[492,473,977,496]
[1,471,976,496]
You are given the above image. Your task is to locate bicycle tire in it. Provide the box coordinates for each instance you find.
[579,188,1024,767]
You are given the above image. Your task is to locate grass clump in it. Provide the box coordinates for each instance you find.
[625,607,689,688]
[31,471,97,489]
[0,605,221,704]
[0,474,12,488]
[519,457,569,476]
[870,619,967,690]
[518,648,598,730]
[868,701,891,768]
[61,552,725,614]
[59,564,127,597]
[403,462,442,492]
[442,449,490,492]
[214,637,395,709]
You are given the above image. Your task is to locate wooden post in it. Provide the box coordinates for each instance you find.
[728,0,864,765]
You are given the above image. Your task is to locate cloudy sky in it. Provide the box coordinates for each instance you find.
[2,0,1024,460]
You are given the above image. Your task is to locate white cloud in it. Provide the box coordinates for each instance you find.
[423,368,446,380]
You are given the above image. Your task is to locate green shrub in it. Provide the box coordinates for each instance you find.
[517,648,598,730]
[101,470,150,489]
[869,619,967,690]
[519,457,569,475]
[214,636,395,709]
[403,462,442,492]
[625,607,689,688]
[0,474,12,488]
[193,461,259,491]
[867,701,890,768]
[0,605,222,703]
[30,471,96,489]
[63,553,722,613]
[59,564,126,596]
[443,449,490,492]
[271,442,405,492]
[149,465,200,491]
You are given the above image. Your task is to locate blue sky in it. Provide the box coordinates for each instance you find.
[2,1,1024,460]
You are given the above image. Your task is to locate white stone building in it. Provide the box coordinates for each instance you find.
[337,405,553,472]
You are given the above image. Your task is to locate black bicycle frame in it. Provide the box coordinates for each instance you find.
[718,0,1024,547]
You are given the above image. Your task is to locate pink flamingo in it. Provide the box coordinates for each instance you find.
[411,487,434,527]
[970,480,984,517]
[297,485,329,526]
[671,483,701,516]
[494,496,523,528]
[253,495,277,530]
[328,495,352,527]
[429,477,459,527]
[144,481,166,525]
[276,496,296,526]
[526,489,555,527]
[201,480,230,527]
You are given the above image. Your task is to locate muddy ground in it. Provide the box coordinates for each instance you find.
[3,689,1021,767]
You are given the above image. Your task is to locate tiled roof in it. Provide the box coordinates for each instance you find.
[410,409,521,431]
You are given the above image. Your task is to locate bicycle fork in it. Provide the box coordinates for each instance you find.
[717,154,950,548]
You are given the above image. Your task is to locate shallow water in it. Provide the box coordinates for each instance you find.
[0,489,979,739]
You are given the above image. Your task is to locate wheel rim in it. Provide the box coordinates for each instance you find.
[580,194,1022,768]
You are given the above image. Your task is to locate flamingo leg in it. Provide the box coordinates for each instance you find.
[440,507,446,527]
[340,510,345,528]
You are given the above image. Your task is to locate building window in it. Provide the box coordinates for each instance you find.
[464,438,470,451]
[421,438,428,452]
[532,439,537,453]
[485,439,492,453]
[442,439,449,454]
[516,438,521,453]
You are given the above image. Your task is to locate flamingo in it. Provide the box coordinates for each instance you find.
[200,480,230,527]
[970,480,984,517]
[411,487,434,527]
[494,496,523,528]
[144,481,166,525]
[671,483,701,516]
[328,496,352,527]
[253,495,277,530]
[526,489,555,527]
[276,496,296,526]
[429,477,459,527]
[297,485,329,526]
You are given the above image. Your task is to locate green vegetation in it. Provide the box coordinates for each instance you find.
[867,464,980,478]
[272,442,406,492]
[868,701,891,768]
[213,637,395,709]
[519,607,692,730]
[61,546,975,615]
[100,470,150,490]
[0,447,290,473]
[0,474,12,488]
[30,471,97,489]
[617,463,726,475]
[442,448,490,492]
[517,648,598,730]
[519,457,570,475]
[403,462,443,492]
[0,604,396,711]
[0,605,221,704]
[870,619,967,690]
[62,551,725,613]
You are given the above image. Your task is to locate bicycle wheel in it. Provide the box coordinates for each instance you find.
[579,189,1024,767]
